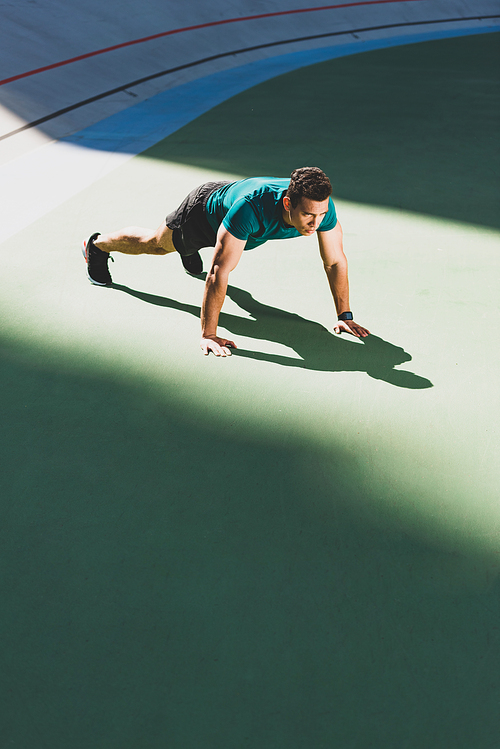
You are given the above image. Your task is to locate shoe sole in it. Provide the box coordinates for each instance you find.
[181,252,203,276]
[82,239,111,286]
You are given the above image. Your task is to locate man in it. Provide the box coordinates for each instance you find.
[82,166,370,356]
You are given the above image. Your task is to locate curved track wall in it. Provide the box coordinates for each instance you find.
[0,0,498,242]
[1,0,498,144]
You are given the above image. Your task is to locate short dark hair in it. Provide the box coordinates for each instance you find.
[286,167,332,208]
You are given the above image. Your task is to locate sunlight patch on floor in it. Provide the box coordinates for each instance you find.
[1,155,498,562]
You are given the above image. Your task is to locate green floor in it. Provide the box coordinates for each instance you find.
[1,34,499,747]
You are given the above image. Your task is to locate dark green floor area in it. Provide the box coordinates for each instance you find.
[148,33,500,230]
[1,335,499,748]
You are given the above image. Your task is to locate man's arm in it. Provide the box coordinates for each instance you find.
[200,226,246,356]
[317,222,370,338]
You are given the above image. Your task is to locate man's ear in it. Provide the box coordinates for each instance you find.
[283,195,291,211]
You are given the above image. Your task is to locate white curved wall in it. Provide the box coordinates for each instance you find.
[1,0,498,146]
[0,0,498,242]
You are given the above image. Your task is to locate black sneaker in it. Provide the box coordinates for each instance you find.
[181,251,203,276]
[82,233,113,286]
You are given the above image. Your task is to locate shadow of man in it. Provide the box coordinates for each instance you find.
[113,280,432,389]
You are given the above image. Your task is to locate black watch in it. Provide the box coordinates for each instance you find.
[337,311,353,321]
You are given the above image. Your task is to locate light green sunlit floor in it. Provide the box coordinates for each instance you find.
[1,34,499,748]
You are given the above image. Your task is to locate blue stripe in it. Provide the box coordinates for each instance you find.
[65,25,500,153]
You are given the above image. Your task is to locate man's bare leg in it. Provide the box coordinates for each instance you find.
[94,223,177,256]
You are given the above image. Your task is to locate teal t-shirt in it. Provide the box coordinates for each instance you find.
[205,177,337,250]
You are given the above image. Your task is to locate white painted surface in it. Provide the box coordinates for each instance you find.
[1,0,498,144]
[0,0,498,243]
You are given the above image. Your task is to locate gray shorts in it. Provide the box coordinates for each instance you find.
[165,181,231,256]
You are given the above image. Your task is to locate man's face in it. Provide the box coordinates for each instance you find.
[283,196,330,236]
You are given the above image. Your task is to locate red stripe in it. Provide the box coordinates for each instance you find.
[0,0,427,86]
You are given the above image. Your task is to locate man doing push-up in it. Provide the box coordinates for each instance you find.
[82,166,370,355]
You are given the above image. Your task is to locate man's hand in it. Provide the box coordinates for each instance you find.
[201,335,237,357]
[333,319,370,338]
